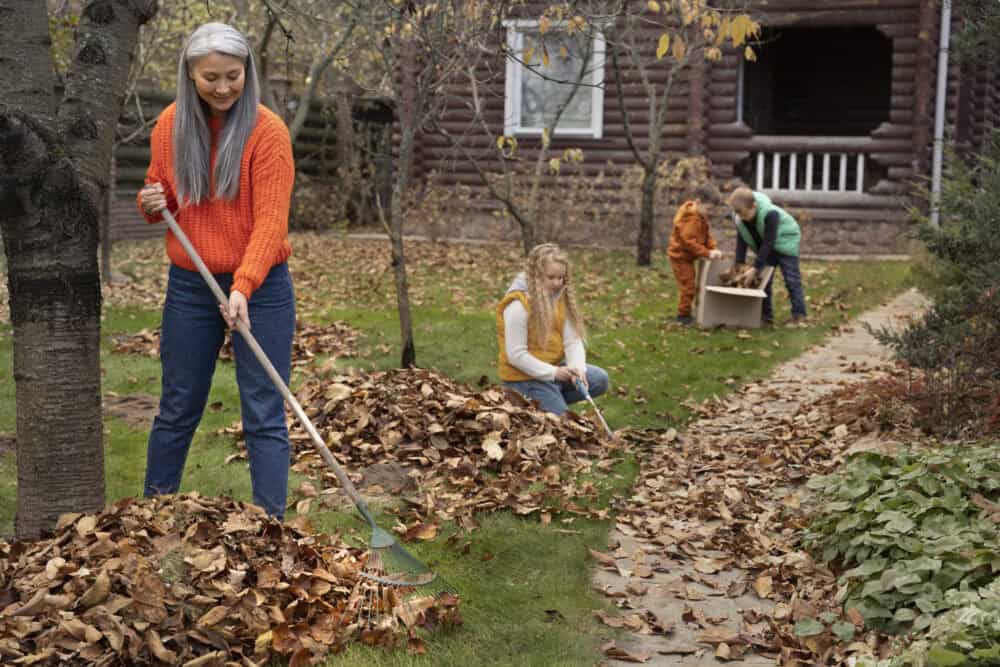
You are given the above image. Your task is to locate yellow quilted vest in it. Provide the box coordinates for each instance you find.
[496,290,566,382]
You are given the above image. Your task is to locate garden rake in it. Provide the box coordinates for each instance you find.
[576,378,614,439]
[159,209,451,622]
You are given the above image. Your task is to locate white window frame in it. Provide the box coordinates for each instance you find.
[503,18,605,139]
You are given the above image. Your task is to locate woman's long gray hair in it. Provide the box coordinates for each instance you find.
[173,22,260,204]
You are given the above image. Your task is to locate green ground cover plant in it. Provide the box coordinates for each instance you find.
[858,579,1000,667]
[803,445,1000,635]
[0,236,912,665]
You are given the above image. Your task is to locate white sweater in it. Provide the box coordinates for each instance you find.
[503,296,585,382]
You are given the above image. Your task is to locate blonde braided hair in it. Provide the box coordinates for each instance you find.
[524,243,586,348]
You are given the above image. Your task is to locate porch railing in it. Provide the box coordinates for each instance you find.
[749,136,871,194]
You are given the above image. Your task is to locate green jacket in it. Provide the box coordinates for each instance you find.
[736,192,801,258]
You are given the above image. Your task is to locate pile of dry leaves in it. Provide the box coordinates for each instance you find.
[111,320,360,366]
[603,371,903,664]
[0,494,459,666]
[224,368,627,530]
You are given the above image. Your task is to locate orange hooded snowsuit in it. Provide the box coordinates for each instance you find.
[667,200,718,317]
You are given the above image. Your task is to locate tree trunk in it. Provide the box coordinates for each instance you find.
[383,35,420,369]
[389,183,416,368]
[636,165,657,266]
[385,129,416,368]
[0,0,157,539]
[334,79,357,225]
[520,218,535,256]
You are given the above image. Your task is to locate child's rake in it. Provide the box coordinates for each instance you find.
[576,379,614,438]
[160,209,452,624]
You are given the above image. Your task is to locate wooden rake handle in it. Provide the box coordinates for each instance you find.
[159,209,376,525]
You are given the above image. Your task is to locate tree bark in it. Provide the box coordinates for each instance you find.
[636,165,657,266]
[0,0,157,540]
[387,36,418,369]
[387,125,416,369]
[334,77,358,225]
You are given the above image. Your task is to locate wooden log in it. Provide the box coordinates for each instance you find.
[708,122,753,138]
[706,135,911,153]
[706,150,751,164]
[116,167,149,184]
[869,152,915,166]
[891,94,915,110]
[709,109,738,124]
[710,68,739,83]
[878,22,918,38]
[708,95,738,109]
[760,10,918,28]
[798,207,909,221]
[872,122,913,138]
[708,82,738,96]
[889,109,914,124]
[757,190,905,208]
[113,145,150,163]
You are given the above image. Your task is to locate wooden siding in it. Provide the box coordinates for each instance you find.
[412,2,698,198]
[400,0,1000,254]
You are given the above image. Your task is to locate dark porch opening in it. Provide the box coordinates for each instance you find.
[742,26,892,136]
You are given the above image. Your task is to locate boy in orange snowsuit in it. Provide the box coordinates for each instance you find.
[667,194,723,325]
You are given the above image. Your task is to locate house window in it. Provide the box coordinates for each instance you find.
[504,19,605,139]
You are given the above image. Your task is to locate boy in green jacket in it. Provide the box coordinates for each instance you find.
[726,187,807,326]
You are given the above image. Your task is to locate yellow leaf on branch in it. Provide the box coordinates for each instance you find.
[656,33,670,59]
[672,35,686,60]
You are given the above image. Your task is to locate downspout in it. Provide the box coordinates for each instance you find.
[930,0,952,227]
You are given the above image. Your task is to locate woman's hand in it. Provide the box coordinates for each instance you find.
[221,291,250,330]
[140,183,167,216]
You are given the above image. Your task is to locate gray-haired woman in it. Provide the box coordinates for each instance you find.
[137,22,297,519]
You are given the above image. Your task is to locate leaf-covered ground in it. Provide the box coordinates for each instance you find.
[0,234,919,665]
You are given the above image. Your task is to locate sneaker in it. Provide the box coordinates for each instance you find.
[760,319,774,329]
[676,315,693,326]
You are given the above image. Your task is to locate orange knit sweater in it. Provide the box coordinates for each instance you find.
[138,103,294,298]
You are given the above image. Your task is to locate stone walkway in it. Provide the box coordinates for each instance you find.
[596,288,928,666]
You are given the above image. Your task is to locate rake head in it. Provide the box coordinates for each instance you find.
[356,524,457,629]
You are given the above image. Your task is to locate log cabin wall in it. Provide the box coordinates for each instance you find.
[406,1,701,250]
[956,46,1000,156]
[404,0,1000,256]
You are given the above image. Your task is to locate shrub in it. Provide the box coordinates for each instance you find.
[802,444,1000,634]
[875,133,1000,434]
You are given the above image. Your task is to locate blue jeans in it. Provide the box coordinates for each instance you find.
[762,253,807,322]
[145,263,295,518]
[503,364,610,416]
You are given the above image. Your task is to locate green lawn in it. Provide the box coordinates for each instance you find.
[0,235,912,666]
